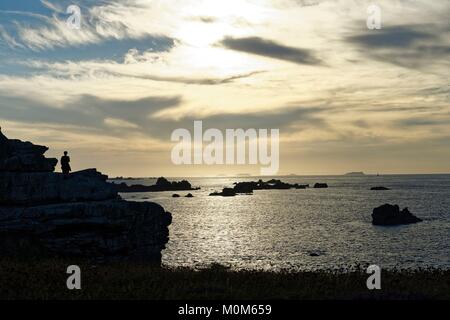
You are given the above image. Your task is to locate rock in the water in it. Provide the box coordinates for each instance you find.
[371,186,390,190]
[314,183,328,188]
[172,194,180,198]
[307,250,325,257]
[210,188,236,197]
[0,132,172,263]
[232,179,309,194]
[185,193,194,198]
[372,204,423,226]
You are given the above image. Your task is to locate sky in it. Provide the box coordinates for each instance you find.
[0,0,449,177]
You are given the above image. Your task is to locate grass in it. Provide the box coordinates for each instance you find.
[0,258,449,300]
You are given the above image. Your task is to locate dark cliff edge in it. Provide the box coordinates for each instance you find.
[0,131,172,264]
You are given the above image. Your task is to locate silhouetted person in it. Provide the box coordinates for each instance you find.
[61,151,71,175]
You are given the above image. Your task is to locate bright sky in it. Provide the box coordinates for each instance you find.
[0,0,449,177]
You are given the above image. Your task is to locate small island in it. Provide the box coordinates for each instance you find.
[210,179,310,197]
[344,172,366,176]
[111,177,200,193]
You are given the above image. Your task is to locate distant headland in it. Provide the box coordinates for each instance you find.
[344,172,366,176]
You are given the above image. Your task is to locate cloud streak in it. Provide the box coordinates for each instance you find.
[219,36,323,65]
[346,24,450,70]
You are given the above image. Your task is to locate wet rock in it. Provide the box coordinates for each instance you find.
[372,204,423,226]
[185,193,194,198]
[371,186,390,190]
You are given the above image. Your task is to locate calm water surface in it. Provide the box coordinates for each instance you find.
[116,175,450,271]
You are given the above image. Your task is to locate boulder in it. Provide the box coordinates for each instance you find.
[185,193,194,198]
[372,204,423,226]
[172,194,180,198]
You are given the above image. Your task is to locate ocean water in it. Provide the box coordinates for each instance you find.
[117,175,450,271]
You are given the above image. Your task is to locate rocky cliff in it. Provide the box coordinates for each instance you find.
[0,131,172,263]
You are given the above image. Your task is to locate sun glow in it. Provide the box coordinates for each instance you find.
[174,0,271,47]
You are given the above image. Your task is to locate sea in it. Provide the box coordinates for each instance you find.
[115,175,450,271]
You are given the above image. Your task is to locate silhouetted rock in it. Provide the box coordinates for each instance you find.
[210,188,236,197]
[371,186,390,190]
[0,133,171,263]
[0,200,171,262]
[0,169,117,206]
[185,193,194,198]
[314,183,328,188]
[112,177,200,193]
[0,132,57,172]
[372,204,423,226]
[232,179,309,194]
[172,194,180,198]
[233,182,256,194]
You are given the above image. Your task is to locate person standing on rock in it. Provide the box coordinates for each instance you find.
[61,151,71,175]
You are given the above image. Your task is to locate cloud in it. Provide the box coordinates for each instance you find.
[0,91,328,142]
[192,16,218,23]
[396,117,450,127]
[0,25,24,49]
[107,70,265,85]
[219,36,323,65]
[1,0,177,51]
[0,94,182,138]
[346,24,450,70]
[40,0,64,13]
[347,25,435,48]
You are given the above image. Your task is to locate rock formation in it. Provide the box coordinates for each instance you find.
[112,177,200,193]
[372,204,423,226]
[210,179,310,197]
[0,131,172,263]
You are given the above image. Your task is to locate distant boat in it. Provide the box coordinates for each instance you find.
[344,172,365,176]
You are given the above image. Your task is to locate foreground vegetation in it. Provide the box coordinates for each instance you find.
[0,258,449,300]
